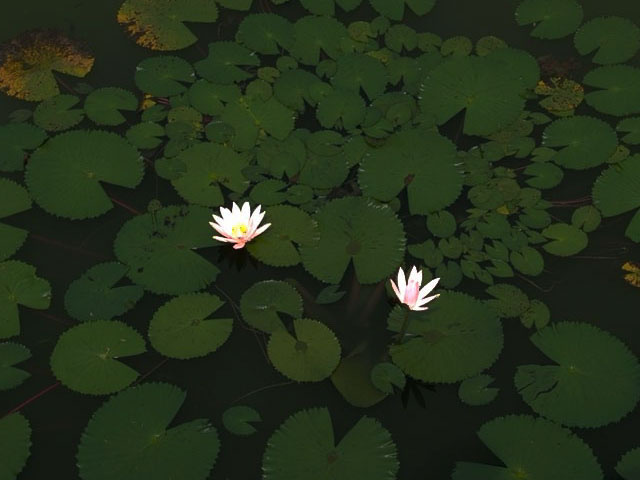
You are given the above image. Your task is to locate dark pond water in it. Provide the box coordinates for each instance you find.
[1,0,640,479]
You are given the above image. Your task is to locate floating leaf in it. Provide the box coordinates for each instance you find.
[64,262,144,322]
[331,53,387,100]
[222,405,261,436]
[0,123,46,172]
[571,205,601,232]
[114,205,219,295]
[50,320,145,395]
[262,407,398,479]
[510,246,544,276]
[0,413,31,480]
[441,36,473,56]
[542,116,617,170]
[524,161,564,189]
[267,318,341,382]
[622,261,640,288]
[273,69,323,112]
[170,142,249,207]
[299,0,361,15]
[616,447,640,480]
[618,117,640,145]
[240,280,302,334]
[458,374,498,406]
[535,77,584,116]
[126,121,165,149]
[149,293,232,359]
[331,351,388,407]
[33,94,84,131]
[485,283,529,319]
[316,89,366,130]
[520,299,551,329]
[134,56,194,97]
[77,383,219,480]
[515,322,640,427]
[315,284,346,305]
[0,342,31,391]
[542,223,588,256]
[236,13,294,55]
[117,0,219,51]
[289,16,347,65]
[195,42,259,84]
[0,29,93,101]
[370,362,406,394]
[0,261,51,339]
[388,291,503,383]
[369,0,435,21]
[300,197,406,284]
[188,80,240,116]
[583,66,640,116]
[427,210,457,237]
[359,129,463,214]
[247,205,318,267]
[84,87,137,125]
[0,179,31,261]
[25,130,144,219]
[574,16,640,65]
[452,415,602,480]
[515,0,583,39]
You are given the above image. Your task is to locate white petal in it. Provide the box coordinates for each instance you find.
[241,202,251,223]
[415,293,440,307]
[390,279,402,301]
[231,202,241,216]
[212,235,235,243]
[396,267,407,297]
[253,223,271,237]
[418,277,440,298]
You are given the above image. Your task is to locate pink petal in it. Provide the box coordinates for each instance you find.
[404,279,420,306]
[213,235,235,243]
[209,222,231,237]
[233,241,246,249]
[418,277,440,298]
[390,279,402,301]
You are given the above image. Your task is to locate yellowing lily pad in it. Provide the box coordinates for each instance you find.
[622,261,640,288]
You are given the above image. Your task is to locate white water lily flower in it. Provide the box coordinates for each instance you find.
[390,266,440,311]
[209,202,271,249]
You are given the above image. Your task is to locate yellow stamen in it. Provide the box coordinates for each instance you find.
[231,223,248,238]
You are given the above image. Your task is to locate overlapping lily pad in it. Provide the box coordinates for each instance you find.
[134,56,194,97]
[452,415,602,480]
[0,261,51,339]
[117,0,219,51]
[148,293,233,359]
[515,322,640,427]
[616,447,640,480]
[0,123,46,172]
[25,130,144,219]
[388,291,503,383]
[262,407,398,479]
[300,197,405,284]
[64,262,144,322]
[289,16,347,65]
[77,382,220,480]
[113,205,219,294]
[236,14,294,54]
[0,179,31,261]
[51,320,145,395]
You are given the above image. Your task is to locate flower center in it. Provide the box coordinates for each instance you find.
[231,223,248,238]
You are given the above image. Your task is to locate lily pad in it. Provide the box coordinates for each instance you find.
[0,261,51,339]
[574,16,640,65]
[195,42,259,85]
[452,415,602,480]
[369,0,435,21]
[583,65,640,116]
[134,56,194,97]
[236,13,294,55]
[515,0,583,39]
[247,205,318,267]
[64,262,144,322]
[388,291,503,383]
[617,117,640,145]
[0,179,31,261]
[262,407,398,479]
[370,362,406,394]
[222,405,261,436]
[240,280,302,333]
[458,374,499,406]
[0,342,31,391]
[50,320,145,395]
[84,87,138,125]
[542,223,588,256]
[77,382,219,480]
[289,16,347,65]
[25,130,144,219]
[0,413,31,480]
[33,94,84,131]
[117,0,219,51]
[542,116,617,170]
[300,197,405,284]
[267,318,341,382]
[0,29,94,101]
[0,123,47,172]
[113,205,219,295]
[331,53,387,100]
[515,322,640,427]
[616,447,640,480]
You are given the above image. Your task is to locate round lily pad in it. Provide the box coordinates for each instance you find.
[515,0,583,39]
[0,342,31,391]
[267,318,341,382]
[515,322,640,428]
[84,87,138,125]
[542,223,588,256]
[25,130,144,219]
[452,415,602,480]
[388,291,503,383]
[247,205,318,267]
[370,362,406,394]
[0,261,51,339]
[50,320,145,395]
[289,16,347,65]
[134,56,194,97]
[126,121,165,149]
[574,16,640,65]
[113,205,219,295]
[148,293,233,359]
[194,41,259,85]
[300,197,406,284]
[77,382,220,480]
[117,0,219,51]
[240,280,302,333]
[236,13,294,55]
[583,65,640,116]
[616,447,640,480]
[458,374,499,406]
[64,262,144,322]
[0,413,31,480]
[0,179,31,261]
[0,123,47,172]
[262,407,398,480]
[33,94,84,131]
[222,405,261,436]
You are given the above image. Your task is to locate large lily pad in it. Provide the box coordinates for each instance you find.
[77,382,220,480]
[515,322,640,427]
[574,16,640,65]
[262,407,398,479]
[583,65,640,116]
[300,197,405,284]
[113,205,219,295]
[25,130,144,219]
[0,413,31,480]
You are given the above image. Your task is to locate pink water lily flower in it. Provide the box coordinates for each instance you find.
[390,266,440,311]
[209,202,271,249]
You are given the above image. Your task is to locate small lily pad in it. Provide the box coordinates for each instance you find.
[84,87,138,125]
[0,179,31,261]
[515,0,583,39]
[542,223,588,256]
[222,405,261,436]
[240,280,302,333]
[0,342,31,391]
[370,362,406,394]
[458,374,498,406]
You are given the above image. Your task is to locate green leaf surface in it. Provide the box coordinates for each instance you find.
[240,280,302,333]
[237,13,294,54]
[0,179,31,261]
[583,66,640,116]
[574,16,640,65]
[515,0,583,39]
[458,374,498,406]
[33,94,84,131]
[542,223,588,256]
[222,406,261,436]
[84,87,137,125]
[0,342,31,391]
[0,413,31,480]
[0,123,46,172]
[134,56,194,96]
